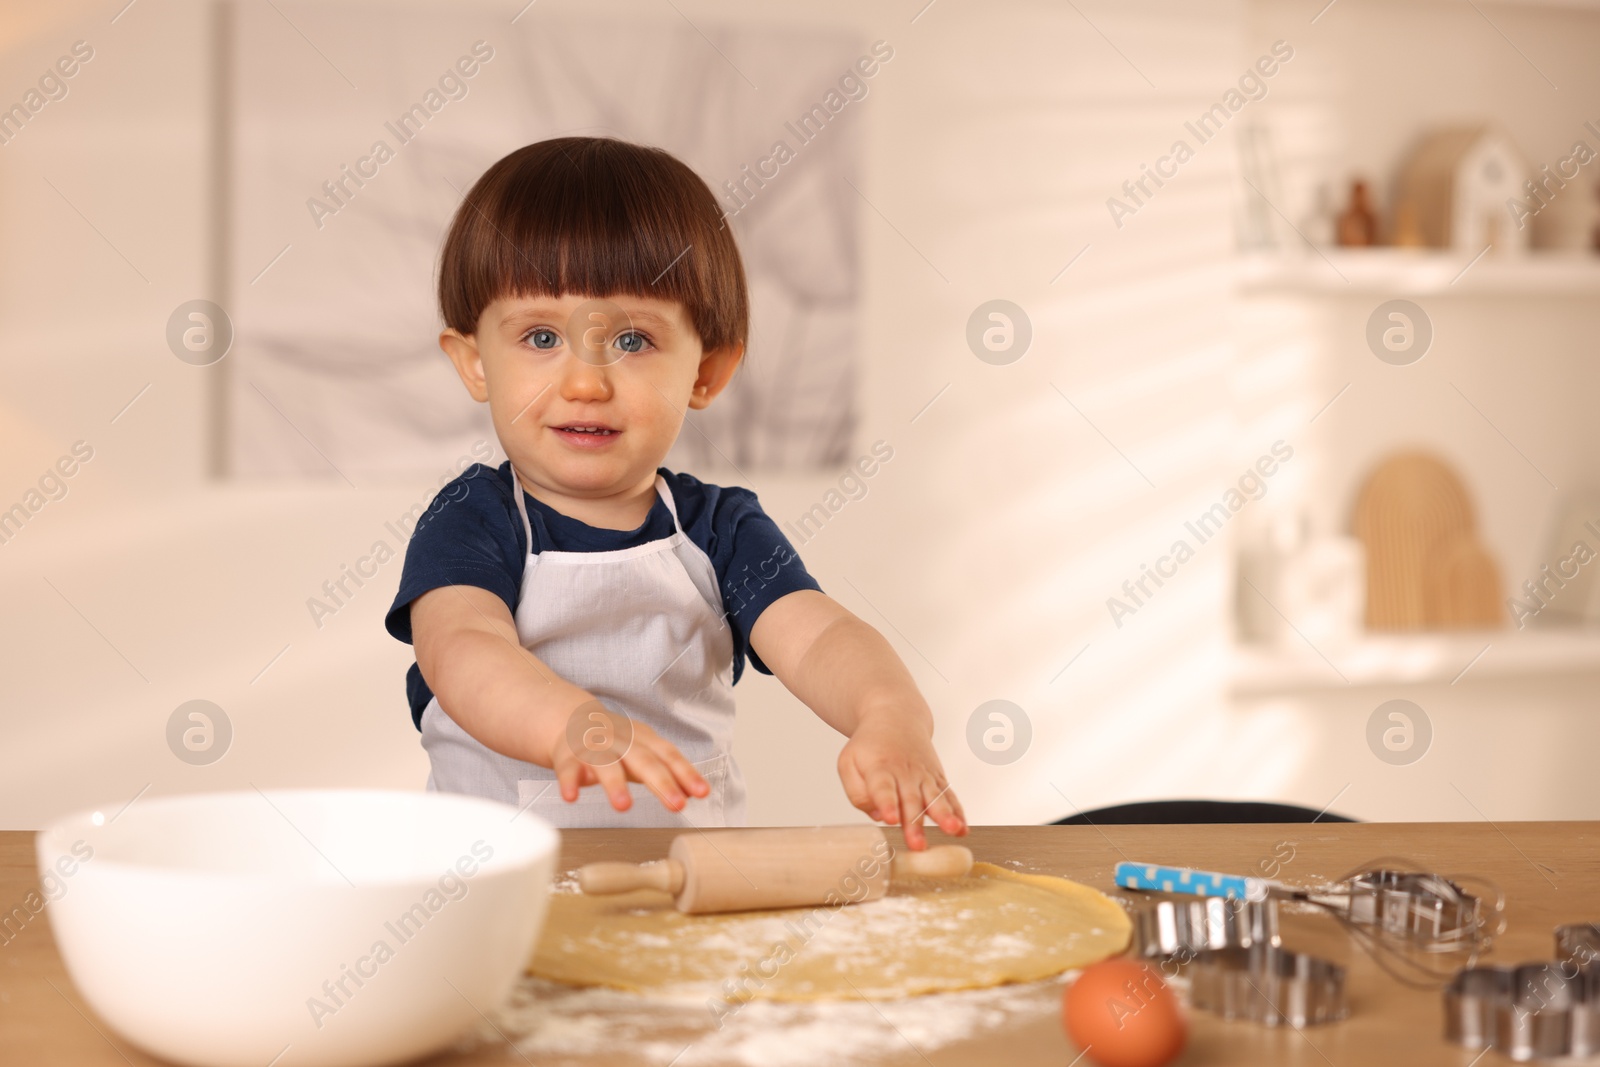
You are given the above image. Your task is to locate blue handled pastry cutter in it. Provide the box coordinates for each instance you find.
[1115,861,1286,902]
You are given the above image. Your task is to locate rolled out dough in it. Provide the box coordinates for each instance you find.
[528,862,1132,1001]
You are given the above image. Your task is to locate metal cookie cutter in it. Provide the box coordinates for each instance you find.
[1133,897,1280,959]
[1556,923,1600,972]
[1444,962,1599,1061]
[1117,859,1501,986]
[1190,944,1349,1028]
[1345,869,1482,947]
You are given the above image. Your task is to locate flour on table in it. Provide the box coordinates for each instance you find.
[472,976,1067,1067]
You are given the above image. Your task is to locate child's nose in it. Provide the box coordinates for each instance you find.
[557,352,613,401]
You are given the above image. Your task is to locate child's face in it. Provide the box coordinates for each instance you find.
[441,293,741,501]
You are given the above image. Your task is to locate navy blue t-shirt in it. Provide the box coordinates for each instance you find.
[385,463,821,729]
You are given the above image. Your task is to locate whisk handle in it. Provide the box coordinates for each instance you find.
[1115,861,1275,901]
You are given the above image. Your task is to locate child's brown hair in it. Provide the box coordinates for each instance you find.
[437,137,748,352]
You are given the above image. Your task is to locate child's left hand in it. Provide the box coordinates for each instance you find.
[837,708,967,851]
[749,590,968,851]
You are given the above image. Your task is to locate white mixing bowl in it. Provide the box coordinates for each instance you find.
[37,789,559,1067]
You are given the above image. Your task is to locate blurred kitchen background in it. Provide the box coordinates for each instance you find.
[4,0,1600,829]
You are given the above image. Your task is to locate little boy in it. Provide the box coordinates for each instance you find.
[385,137,965,849]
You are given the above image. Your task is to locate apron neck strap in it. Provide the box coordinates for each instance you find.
[654,474,684,535]
[511,470,537,554]
[509,469,681,553]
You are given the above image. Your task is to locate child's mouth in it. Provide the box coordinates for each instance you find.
[552,422,621,449]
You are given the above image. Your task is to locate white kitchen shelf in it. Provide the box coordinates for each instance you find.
[1230,627,1600,695]
[1237,250,1600,297]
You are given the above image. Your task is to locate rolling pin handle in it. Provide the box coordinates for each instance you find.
[577,859,686,896]
[890,845,974,880]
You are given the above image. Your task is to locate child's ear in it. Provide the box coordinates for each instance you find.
[689,342,744,410]
[440,328,489,403]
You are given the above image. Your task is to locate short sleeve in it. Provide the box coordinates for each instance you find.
[718,508,823,678]
[384,465,524,644]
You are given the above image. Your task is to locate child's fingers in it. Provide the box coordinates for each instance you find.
[898,784,928,851]
[947,784,969,830]
[838,759,879,819]
[921,779,967,835]
[649,739,710,799]
[623,749,687,812]
[592,759,633,812]
[626,724,708,800]
[549,743,586,802]
[867,772,902,827]
[944,779,968,822]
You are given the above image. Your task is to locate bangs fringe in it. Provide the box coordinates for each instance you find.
[439,138,747,351]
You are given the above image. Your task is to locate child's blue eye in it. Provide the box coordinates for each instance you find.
[525,328,560,350]
[615,331,650,354]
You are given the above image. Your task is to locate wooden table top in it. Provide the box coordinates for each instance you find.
[3,822,1596,1066]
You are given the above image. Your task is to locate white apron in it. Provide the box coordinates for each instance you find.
[419,471,745,827]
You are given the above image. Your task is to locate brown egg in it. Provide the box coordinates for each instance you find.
[1063,957,1188,1067]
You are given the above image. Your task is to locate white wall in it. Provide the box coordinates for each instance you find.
[4,0,1599,829]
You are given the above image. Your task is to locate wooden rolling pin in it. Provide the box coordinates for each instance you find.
[577,826,973,914]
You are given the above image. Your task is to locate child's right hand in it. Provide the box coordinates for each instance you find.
[551,717,711,813]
